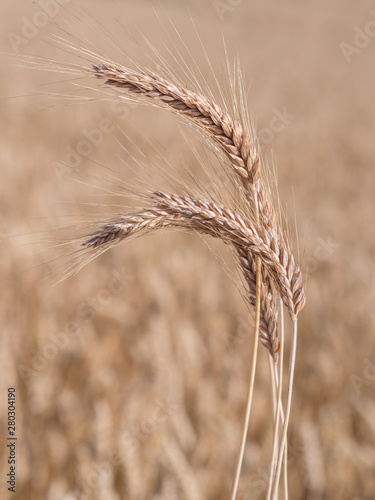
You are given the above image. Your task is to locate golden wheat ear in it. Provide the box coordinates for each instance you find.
[88,61,305,315]
[77,56,305,499]
[22,27,305,497]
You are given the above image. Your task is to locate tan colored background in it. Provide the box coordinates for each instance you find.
[1,1,375,499]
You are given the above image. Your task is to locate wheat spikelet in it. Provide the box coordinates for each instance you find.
[236,245,279,358]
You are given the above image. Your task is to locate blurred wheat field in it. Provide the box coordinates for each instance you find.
[1,1,375,499]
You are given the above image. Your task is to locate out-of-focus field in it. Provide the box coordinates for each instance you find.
[1,1,375,499]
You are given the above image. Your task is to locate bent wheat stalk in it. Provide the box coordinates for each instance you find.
[38,45,306,499]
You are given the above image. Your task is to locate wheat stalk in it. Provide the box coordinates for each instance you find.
[30,40,306,498]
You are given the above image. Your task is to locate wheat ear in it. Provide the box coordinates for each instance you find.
[237,245,279,358]
[69,55,307,499]
[83,195,272,351]
[91,62,305,317]
[83,192,303,319]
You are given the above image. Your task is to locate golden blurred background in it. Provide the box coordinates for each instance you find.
[1,1,375,499]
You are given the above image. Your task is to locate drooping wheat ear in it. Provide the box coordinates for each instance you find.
[92,64,274,212]
[91,62,305,318]
[53,49,307,500]
[236,245,279,359]
[82,193,278,358]
[92,62,269,221]
[82,209,178,249]
[153,192,305,318]
[92,63,260,184]
[83,191,304,318]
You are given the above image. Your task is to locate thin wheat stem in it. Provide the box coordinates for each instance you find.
[281,300,288,500]
[267,369,281,500]
[270,317,298,500]
[229,254,262,500]
[266,297,285,500]
[279,300,288,500]
[283,434,289,500]
[230,188,262,500]
[268,354,277,421]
